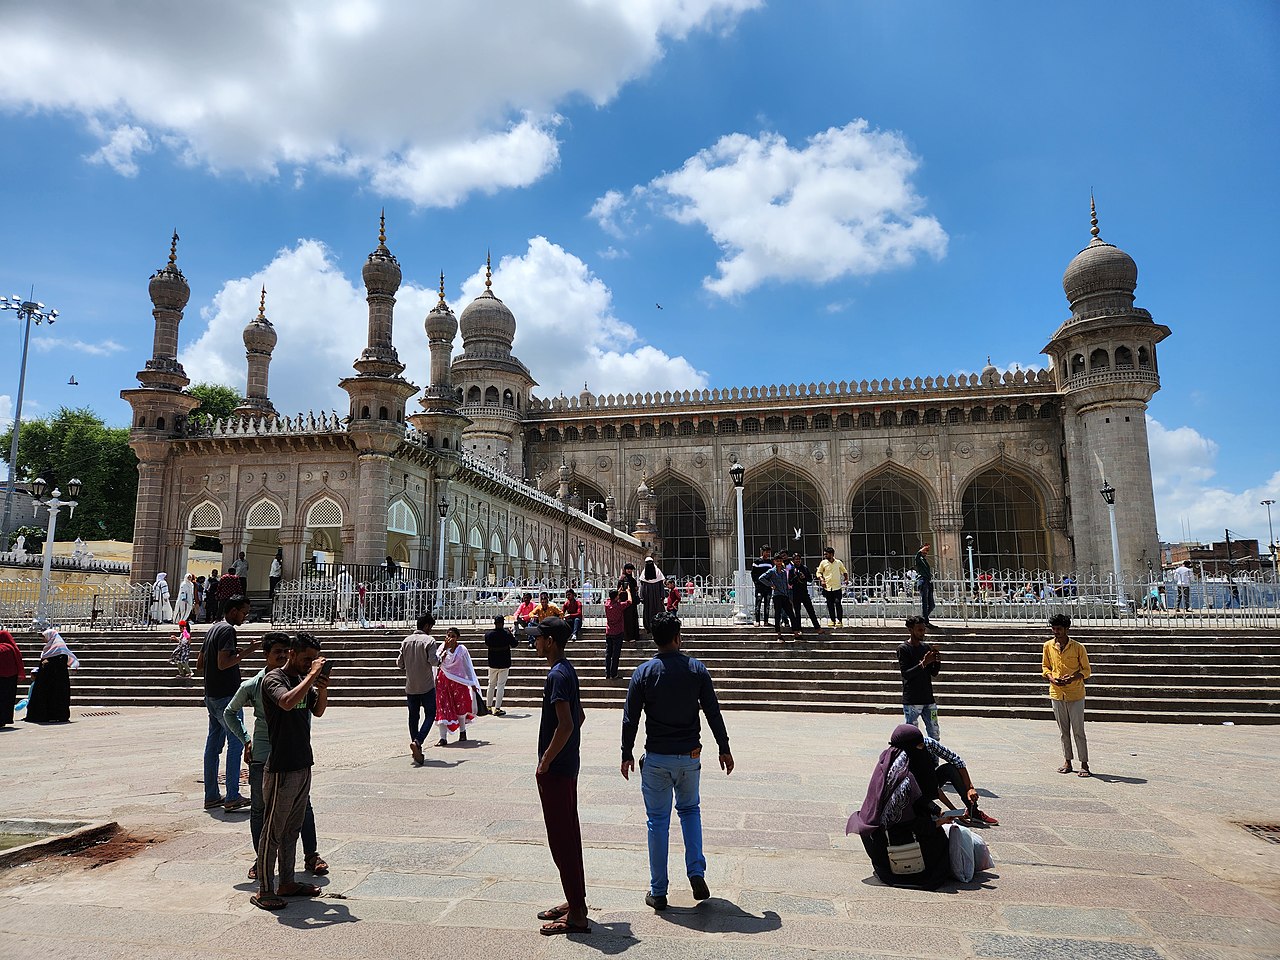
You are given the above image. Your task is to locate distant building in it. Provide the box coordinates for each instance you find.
[1169,539,1264,575]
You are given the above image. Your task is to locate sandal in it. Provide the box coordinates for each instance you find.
[305,855,329,875]
[540,918,590,936]
[436,739,448,747]
[247,864,257,880]
[537,905,570,921]
[1078,767,1092,778]
[1057,763,1073,774]
[278,882,322,897]
[250,893,286,911]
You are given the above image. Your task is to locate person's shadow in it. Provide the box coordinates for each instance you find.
[453,738,489,749]
[657,899,782,935]
[1087,773,1148,784]
[859,870,1000,894]
[557,920,636,953]
[275,897,360,928]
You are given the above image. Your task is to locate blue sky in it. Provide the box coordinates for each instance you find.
[0,1,1276,546]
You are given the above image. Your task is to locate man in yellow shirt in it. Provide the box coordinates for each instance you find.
[532,592,562,627]
[815,547,849,628]
[1041,613,1091,777]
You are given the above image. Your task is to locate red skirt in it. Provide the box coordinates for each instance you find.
[435,673,476,730]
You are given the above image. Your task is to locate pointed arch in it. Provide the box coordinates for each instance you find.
[848,465,934,577]
[490,532,503,554]
[645,468,711,577]
[387,497,420,536]
[188,499,224,532]
[742,460,825,562]
[468,526,484,549]
[958,460,1051,573]
[303,494,344,528]
[448,520,462,545]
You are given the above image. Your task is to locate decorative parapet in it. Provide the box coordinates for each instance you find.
[458,401,523,423]
[527,368,1056,416]
[186,410,349,438]
[1059,369,1159,392]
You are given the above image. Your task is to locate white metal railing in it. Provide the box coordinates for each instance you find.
[0,579,154,631]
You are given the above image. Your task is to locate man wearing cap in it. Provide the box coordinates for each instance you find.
[621,611,733,911]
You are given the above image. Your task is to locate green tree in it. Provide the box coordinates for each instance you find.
[0,407,138,542]
[188,382,242,429]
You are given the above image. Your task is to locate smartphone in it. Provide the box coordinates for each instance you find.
[320,660,333,677]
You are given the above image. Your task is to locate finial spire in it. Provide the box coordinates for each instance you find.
[257,286,267,320]
[1089,191,1100,240]
[485,249,492,290]
[378,208,387,246]
[168,230,179,265]
[987,355,992,365]
[438,270,446,304]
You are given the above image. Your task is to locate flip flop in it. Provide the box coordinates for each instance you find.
[250,893,286,911]
[305,855,329,875]
[537,905,569,921]
[279,882,322,897]
[1077,768,1092,778]
[540,918,590,936]
[1057,763,1073,774]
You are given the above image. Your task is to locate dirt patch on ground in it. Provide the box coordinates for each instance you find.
[0,826,174,886]
[61,829,169,868]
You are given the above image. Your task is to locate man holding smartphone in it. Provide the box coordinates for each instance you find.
[898,615,942,739]
[252,633,329,911]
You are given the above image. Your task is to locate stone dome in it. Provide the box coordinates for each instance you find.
[980,357,998,386]
[1062,200,1137,306]
[149,232,190,312]
[459,289,516,347]
[243,288,277,353]
[362,213,402,295]
[425,301,457,342]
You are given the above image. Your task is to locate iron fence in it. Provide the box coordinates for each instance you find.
[0,579,154,632]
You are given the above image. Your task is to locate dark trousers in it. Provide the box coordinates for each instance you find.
[249,760,316,856]
[823,589,844,624]
[258,767,311,895]
[920,580,936,620]
[754,585,771,625]
[537,771,587,916]
[1176,585,1190,610]
[0,675,16,724]
[791,587,821,629]
[407,690,437,743]
[934,762,980,816]
[269,576,281,600]
[771,595,794,635]
[604,634,624,679]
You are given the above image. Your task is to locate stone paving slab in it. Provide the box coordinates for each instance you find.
[1,707,1278,960]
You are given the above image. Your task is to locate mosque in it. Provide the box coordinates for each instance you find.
[122,203,1168,593]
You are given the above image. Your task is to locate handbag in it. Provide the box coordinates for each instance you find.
[474,687,490,717]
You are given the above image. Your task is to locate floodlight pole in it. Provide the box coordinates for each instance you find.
[0,294,58,551]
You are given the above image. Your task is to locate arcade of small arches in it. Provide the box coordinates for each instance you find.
[524,402,1060,444]
[1065,341,1157,381]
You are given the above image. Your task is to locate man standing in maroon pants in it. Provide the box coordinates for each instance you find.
[533,617,589,936]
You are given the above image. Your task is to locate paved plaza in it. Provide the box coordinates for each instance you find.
[1,704,1278,960]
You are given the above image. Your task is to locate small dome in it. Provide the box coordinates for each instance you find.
[243,287,277,353]
[637,474,649,497]
[578,382,593,407]
[426,301,457,342]
[980,356,998,386]
[149,231,190,312]
[459,254,516,348]
[558,458,571,482]
[362,212,402,295]
[1062,199,1137,306]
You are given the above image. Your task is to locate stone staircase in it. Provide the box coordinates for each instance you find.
[17,623,1280,724]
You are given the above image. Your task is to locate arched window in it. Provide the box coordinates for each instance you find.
[993,406,1010,422]
[743,418,760,433]
[971,407,987,423]
[923,409,940,425]
[188,501,223,532]
[948,408,964,424]
[849,471,931,577]
[718,420,737,435]
[901,410,919,426]
[565,426,579,441]
[744,464,824,565]
[527,429,543,443]
[962,466,1049,573]
[546,427,561,442]
[442,437,449,448]
[503,389,514,407]
[678,421,694,436]
[880,411,897,428]
[659,422,674,438]
[1015,403,1034,421]
[640,423,655,438]
[603,425,617,440]
[698,420,715,435]
[379,406,389,421]
[485,386,499,404]
[1038,402,1055,419]
[812,414,831,430]
[1138,346,1152,369]
[156,417,166,431]
[837,413,852,429]
[467,386,481,403]
[764,416,785,432]
[1089,348,1110,371]
[246,498,283,530]
[621,424,636,439]
[788,415,807,431]
[652,477,710,577]
[305,497,343,528]
[1114,346,1133,369]
[583,425,598,441]
[456,387,464,403]
[1071,354,1086,377]
[858,412,874,429]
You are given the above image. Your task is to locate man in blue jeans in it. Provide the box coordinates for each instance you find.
[621,611,734,911]
[195,595,254,811]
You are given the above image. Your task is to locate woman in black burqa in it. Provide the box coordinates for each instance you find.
[638,557,666,635]
[616,563,641,643]
[23,628,79,724]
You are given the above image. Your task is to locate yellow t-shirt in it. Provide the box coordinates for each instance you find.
[532,602,561,621]
[816,558,847,590]
[1042,638,1091,701]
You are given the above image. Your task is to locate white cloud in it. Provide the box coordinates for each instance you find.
[589,189,634,239]
[84,122,152,176]
[0,394,11,431]
[1147,415,1280,545]
[33,337,125,357]
[458,237,708,397]
[594,120,947,297]
[177,235,704,417]
[0,1,758,206]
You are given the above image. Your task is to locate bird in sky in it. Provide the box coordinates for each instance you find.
[655,303,663,310]
[67,375,78,386]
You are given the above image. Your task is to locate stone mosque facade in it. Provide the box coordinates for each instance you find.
[122,204,1169,593]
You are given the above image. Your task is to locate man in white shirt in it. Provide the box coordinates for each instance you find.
[398,613,442,766]
[1172,561,1194,612]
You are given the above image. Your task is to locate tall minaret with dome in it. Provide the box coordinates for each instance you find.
[451,253,537,472]
[233,286,277,419]
[1044,198,1170,578]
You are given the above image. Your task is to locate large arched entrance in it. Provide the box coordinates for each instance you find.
[743,463,824,564]
[571,478,608,522]
[961,466,1050,573]
[848,470,932,577]
[651,476,710,577]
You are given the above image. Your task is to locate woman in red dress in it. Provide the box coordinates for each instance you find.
[435,627,481,746]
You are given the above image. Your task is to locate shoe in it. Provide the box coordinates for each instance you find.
[436,738,448,747]
[827,619,836,628]
[493,708,506,717]
[459,732,468,742]
[203,797,225,809]
[223,797,250,812]
[645,893,668,911]
[974,810,1000,826]
[410,740,424,764]
[690,876,710,900]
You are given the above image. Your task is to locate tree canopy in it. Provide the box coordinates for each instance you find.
[188,382,241,428]
[1,406,137,541]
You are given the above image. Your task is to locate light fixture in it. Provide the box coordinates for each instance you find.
[67,477,82,499]
[31,477,47,499]
[729,460,745,488]
[1099,481,1116,506]
[437,497,448,519]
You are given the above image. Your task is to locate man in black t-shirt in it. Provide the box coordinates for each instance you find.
[751,545,774,626]
[252,632,328,911]
[898,615,942,739]
[196,595,254,811]
[483,616,519,716]
[533,617,588,936]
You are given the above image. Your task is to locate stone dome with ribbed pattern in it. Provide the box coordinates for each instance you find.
[1063,237,1137,306]
[459,289,516,349]
[425,301,457,342]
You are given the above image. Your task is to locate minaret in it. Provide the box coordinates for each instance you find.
[409,272,471,451]
[233,286,278,419]
[339,212,420,565]
[1043,197,1170,577]
[120,231,202,581]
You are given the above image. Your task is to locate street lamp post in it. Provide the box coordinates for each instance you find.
[577,540,585,592]
[729,460,751,624]
[0,294,58,551]
[435,496,448,615]
[32,476,81,631]
[965,534,976,597]
[1099,480,1129,612]
[1262,500,1278,585]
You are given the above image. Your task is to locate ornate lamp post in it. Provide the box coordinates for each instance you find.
[965,534,976,597]
[435,496,448,614]
[730,459,751,624]
[0,294,58,550]
[1099,480,1128,611]
[32,476,81,630]
[577,539,585,591]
